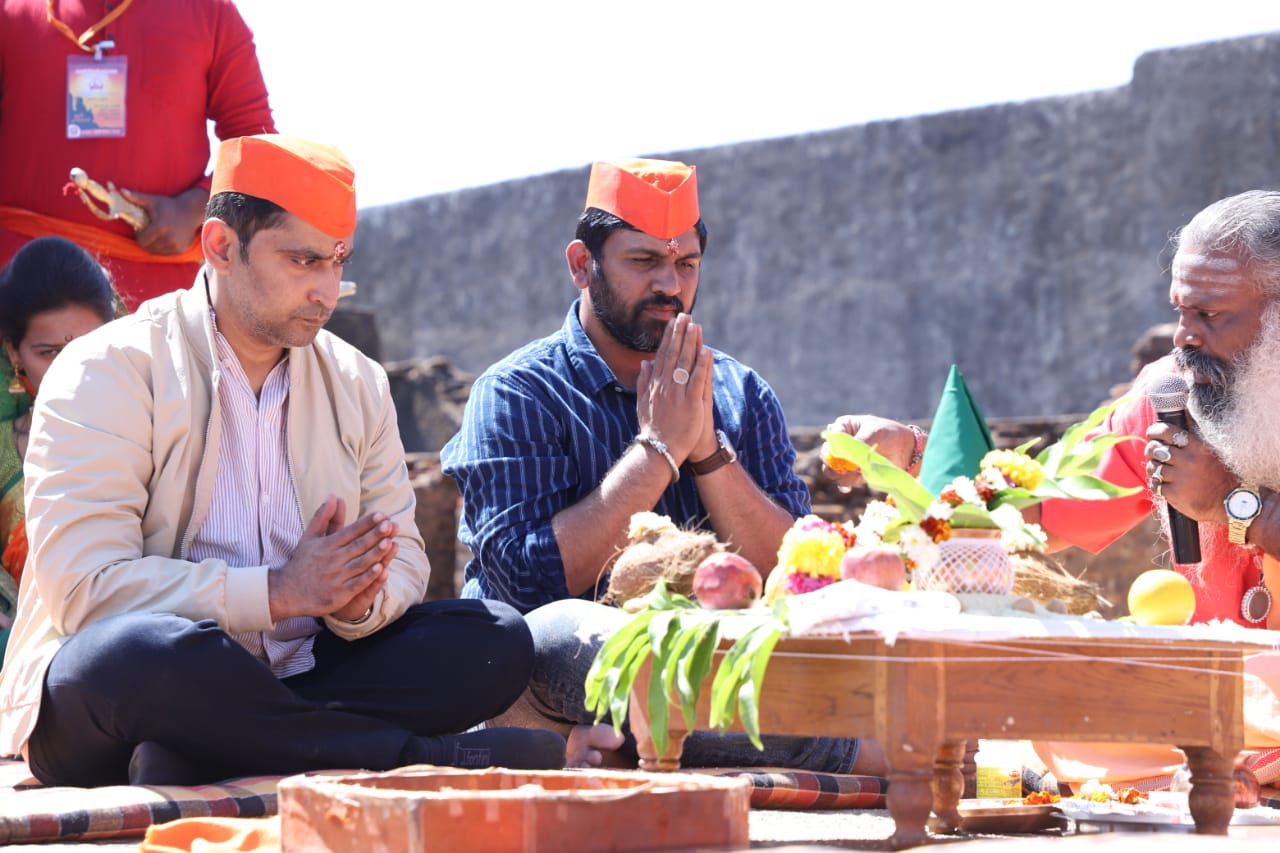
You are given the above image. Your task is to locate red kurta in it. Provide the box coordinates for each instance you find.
[1040,354,1259,628]
[0,0,276,308]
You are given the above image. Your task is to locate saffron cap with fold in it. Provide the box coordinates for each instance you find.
[210,134,357,238]
[584,158,699,240]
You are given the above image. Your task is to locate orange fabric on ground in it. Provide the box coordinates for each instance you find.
[140,816,280,853]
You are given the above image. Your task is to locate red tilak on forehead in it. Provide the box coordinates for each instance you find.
[665,238,680,256]
[333,240,349,260]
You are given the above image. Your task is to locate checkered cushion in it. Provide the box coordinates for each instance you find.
[708,768,888,809]
[1248,747,1280,786]
[0,760,278,844]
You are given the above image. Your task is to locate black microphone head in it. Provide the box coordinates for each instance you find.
[1147,373,1189,413]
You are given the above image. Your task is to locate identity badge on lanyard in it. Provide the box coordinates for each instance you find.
[66,53,127,138]
[50,0,134,138]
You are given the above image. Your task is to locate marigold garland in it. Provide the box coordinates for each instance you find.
[980,449,1045,490]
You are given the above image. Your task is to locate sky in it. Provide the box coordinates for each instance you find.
[229,1,1280,209]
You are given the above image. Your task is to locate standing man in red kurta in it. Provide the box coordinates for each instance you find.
[0,0,276,309]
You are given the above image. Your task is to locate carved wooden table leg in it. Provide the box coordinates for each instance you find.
[886,757,936,850]
[1182,746,1234,835]
[928,740,968,835]
[629,665,689,771]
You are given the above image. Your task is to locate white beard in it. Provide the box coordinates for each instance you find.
[1190,302,1280,492]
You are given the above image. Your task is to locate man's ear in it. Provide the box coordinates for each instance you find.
[565,240,591,292]
[201,218,239,272]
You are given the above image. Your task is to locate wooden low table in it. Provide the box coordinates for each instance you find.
[627,622,1265,849]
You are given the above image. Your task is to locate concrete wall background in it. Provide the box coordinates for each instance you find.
[346,33,1280,427]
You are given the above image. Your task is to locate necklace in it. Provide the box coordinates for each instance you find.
[1242,553,1272,624]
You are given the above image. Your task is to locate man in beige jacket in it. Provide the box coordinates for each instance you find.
[0,134,563,786]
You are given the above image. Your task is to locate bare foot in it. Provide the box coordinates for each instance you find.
[852,737,888,775]
[565,723,627,768]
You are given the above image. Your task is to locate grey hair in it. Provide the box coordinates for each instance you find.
[1174,190,1280,297]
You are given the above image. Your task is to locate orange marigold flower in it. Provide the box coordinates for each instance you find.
[822,450,860,474]
[919,516,952,543]
[974,472,1000,502]
[939,485,964,507]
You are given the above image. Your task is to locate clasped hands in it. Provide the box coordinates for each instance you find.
[268,495,397,623]
[636,313,718,465]
[1143,421,1236,524]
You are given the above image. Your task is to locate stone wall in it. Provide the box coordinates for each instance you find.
[338,33,1280,608]
[346,32,1280,428]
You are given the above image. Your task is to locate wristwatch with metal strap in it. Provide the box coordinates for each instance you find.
[1225,484,1262,546]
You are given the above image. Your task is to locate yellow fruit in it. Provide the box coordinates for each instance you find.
[1127,569,1196,626]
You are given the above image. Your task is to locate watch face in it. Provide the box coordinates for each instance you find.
[717,430,737,463]
[1227,489,1262,520]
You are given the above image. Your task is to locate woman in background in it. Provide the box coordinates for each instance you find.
[1,237,119,658]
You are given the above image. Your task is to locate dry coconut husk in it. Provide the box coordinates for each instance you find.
[599,517,722,608]
[1009,550,1110,615]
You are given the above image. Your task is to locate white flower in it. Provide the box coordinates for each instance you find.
[990,504,1047,552]
[854,500,897,543]
[925,500,954,522]
[946,476,983,506]
[1078,779,1113,799]
[898,524,941,573]
[628,511,676,540]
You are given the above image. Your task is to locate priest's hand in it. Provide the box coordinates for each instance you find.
[821,415,922,490]
[120,185,210,255]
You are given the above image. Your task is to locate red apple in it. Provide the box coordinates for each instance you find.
[840,545,906,591]
[693,552,763,610]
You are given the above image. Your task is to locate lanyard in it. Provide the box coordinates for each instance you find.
[47,0,135,52]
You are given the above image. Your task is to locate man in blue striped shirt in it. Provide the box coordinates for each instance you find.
[443,159,885,775]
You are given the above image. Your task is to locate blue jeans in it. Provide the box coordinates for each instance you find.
[524,599,860,773]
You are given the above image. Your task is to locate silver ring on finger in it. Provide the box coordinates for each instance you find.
[1152,480,1163,499]
[1171,431,1190,448]
[1151,443,1172,464]
[672,367,690,385]
[1148,463,1164,481]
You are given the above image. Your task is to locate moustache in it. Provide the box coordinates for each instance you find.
[638,295,685,315]
[1173,346,1230,387]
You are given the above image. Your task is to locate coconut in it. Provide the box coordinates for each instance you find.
[1009,550,1109,615]
[599,524,722,607]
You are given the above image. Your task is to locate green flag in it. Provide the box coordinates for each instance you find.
[917,365,994,496]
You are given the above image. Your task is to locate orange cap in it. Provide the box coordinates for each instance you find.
[583,158,699,240]
[210,134,356,238]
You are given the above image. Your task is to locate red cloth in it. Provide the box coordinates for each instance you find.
[1040,355,1258,627]
[0,0,276,309]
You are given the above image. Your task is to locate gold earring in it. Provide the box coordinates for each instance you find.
[8,356,26,396]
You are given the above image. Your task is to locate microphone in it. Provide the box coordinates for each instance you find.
[1147,374,1201,564]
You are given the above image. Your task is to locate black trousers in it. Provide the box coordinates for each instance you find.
[27,599,532,786]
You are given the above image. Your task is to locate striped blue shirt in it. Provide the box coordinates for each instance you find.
[441,302,810,614]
